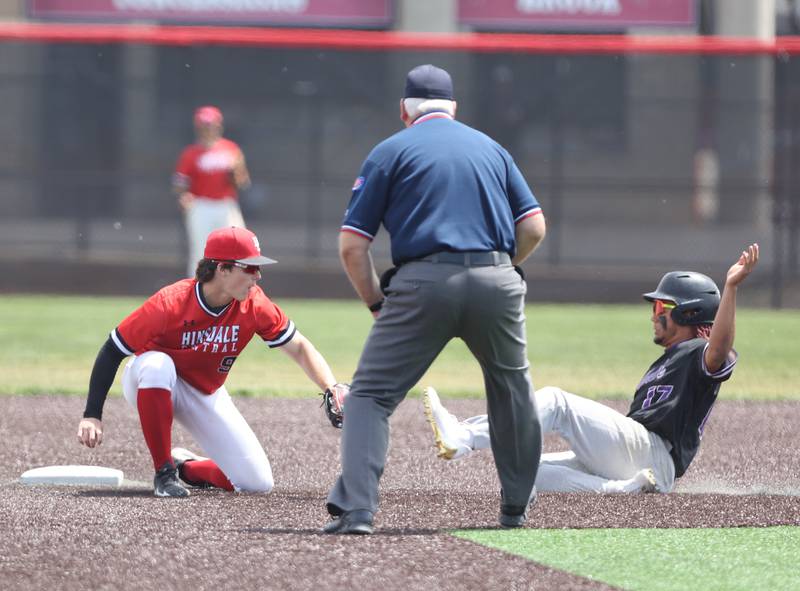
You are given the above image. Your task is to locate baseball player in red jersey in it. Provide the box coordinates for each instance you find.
[174,106,251,277]
[76,227,347,497]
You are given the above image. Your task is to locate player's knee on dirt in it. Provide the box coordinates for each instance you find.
[135,352,178,391]
[232,460,274,493]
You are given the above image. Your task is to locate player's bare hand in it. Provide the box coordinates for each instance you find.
[726,243,759,287]
[178,192,195,212]
[230,152,251,189]
[77,418,103,448]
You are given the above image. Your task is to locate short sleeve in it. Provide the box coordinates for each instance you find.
[224,139,242,158]
[252,291,295,348]
[174,147,194,178]
[700,343,738,382]
[506,156,542,224]
[341,159,391,241]
[114,293,168,355]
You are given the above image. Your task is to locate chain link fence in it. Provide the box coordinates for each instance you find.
[0,37,797,304]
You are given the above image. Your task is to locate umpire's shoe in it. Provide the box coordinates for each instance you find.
[154,462,190,498]
[322,509,374,535]
[499,487,537,528]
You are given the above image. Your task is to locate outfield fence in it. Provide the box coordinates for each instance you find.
[0,25,797,305]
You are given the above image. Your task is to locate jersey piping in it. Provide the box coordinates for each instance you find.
[194,281,232,318]
[341,225,374,241]
[514,207,543,224]
[110,328,134,356]
[700,341,736,379]
[264,320,296,348]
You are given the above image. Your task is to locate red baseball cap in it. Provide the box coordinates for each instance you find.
[204,227,277,265]
[194,105,223,125]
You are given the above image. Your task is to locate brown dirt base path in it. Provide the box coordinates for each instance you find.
[1,396,799,590]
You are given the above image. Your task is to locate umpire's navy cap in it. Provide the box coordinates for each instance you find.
[404,64,454,100]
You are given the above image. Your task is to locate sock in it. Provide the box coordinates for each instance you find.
[136,387,174,470]
[181,460,234,491]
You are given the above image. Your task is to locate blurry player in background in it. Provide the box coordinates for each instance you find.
[174,106,251,277]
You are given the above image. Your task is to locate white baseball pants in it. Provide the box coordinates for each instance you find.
[122,351,273,493]
[456,386,676,493]
[185,197,245,277]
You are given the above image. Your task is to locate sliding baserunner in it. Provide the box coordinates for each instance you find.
[424,244,759,494]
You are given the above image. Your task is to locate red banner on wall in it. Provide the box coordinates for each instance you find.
[27,0,392,28]
[459,0,696,30]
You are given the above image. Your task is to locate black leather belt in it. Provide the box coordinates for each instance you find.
[418,251,511,266]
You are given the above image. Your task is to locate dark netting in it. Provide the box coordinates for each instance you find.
[0,41,796,300]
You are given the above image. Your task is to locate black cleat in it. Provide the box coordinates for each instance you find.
[154,462,190,498]
[322,509,374,535]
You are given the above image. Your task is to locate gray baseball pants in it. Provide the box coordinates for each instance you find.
[327,254,541,515]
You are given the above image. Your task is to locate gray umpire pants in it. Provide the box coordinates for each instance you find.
[326,252,541,515]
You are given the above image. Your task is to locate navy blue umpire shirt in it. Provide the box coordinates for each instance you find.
[341,111,542,265]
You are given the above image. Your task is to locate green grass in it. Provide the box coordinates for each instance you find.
[0,295,797,399]
[453,527,800,591]
[3,295,799,588]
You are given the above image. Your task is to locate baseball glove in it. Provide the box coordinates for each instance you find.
[321,383,350,429]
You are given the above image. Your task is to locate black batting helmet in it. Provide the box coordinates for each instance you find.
[643,271,720,325]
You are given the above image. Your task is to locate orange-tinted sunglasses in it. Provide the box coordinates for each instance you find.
[652,299,676,316]
[214,260,261,275]
[230,261,261,275]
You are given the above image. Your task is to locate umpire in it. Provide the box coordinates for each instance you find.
[324,64,547,534]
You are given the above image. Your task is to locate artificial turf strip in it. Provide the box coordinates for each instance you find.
[453,526,800,591]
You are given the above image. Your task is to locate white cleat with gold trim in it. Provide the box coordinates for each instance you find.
[422,387,471,460]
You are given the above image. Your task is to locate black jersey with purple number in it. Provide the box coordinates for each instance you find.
[627,338,737,478]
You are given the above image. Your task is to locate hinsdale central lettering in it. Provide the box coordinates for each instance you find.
[181,325,240,349]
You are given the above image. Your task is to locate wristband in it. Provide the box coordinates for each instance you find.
[368,299,385,313]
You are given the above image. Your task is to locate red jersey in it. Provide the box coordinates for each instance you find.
[174,138,241,201]
[111,279,294,394]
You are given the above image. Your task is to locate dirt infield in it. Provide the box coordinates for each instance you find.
[2,395,799,590]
